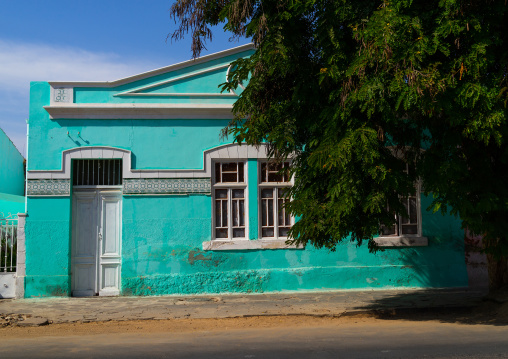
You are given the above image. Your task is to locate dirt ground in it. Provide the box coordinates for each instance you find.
[1,289,507,339]
[1,300,507,339]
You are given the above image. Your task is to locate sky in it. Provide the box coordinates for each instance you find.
[0,0,247,157]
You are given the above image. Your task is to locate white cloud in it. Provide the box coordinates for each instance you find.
[0,39,164,156]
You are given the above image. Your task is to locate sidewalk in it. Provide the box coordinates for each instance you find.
[0,288,487,326]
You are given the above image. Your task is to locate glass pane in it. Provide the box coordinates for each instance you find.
[283,162,290,182]
[232,189,244,199]
[222,173,238,182]
[409,197,417,223]
[215,201,221,227]
[222,162,238,172]
[279,227,290,237]
[268,172,283,182]
[222,200,228,227]
[216,228,228,238]
[402,224,418,235]
[261,188,273,198]
[233,228,245,238]
[261,162,267,183]
[262,228,274,237]
[278,199,285,225]
[215,163,221,183]
[215,189,228,199]
[381,225,396,236]
[233,201,239,227]
[262,199,268,226]
[238,162,244,182]
[401,198,409,224]
[268,199,274,226]
[239,200,245,226]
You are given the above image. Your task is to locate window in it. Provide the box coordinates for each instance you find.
[378,162,426,244]
[213,162,246,239]
[72,159,122,186]
[380,187,421,237]
[259,162,293,239]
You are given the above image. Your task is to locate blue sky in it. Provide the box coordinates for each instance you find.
[0,0,246,156]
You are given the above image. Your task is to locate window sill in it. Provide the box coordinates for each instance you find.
[202,239,304,251]
[374,236,428,247]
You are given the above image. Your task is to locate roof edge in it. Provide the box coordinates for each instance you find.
[48,43,255,88]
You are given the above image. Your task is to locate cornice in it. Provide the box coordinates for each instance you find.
[43,103,234,120]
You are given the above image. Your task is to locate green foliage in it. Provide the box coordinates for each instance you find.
[171,0,508,254]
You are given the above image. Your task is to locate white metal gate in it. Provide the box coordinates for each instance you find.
[0,213,17,298]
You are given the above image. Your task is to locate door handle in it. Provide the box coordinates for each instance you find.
[99,232,103,241]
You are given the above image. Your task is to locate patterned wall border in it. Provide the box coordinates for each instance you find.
[27,179,70,196]
[123,178,211,195]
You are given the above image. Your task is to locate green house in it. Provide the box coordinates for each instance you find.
[24,44,468,297]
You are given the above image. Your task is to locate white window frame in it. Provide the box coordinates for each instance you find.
[376,162,428,247]
[258,161,294,240]
[212,161,248,241]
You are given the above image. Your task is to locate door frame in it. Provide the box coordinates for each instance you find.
[71,187,122,297]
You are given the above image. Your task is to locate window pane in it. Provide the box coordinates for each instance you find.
[261,199,268,226]
[268,172,283,182]
[402,224,418,235]
[215,163,221,183]
[401,198,409,224]
[381,225,397,236]
[279,227,290,237]
[232,189,244,199]
[238,162,244,182]
[215,189,228,199]
[221,200,228,227]
[233,201,239,227]
[222,173,238,182]
[239,200,245,226]
[268,199,274,226]
[262,228,274,237]
[409,197,417,223]
[215,201,221,227]
[233,228,245,238]
[261,188,273,198]
[216,228,228,238]
[261,162,267,182]
[222,162,237,172]
[278,199,285,226]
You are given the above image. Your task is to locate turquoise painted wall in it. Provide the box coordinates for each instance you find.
[25,48,468,297]
[25,197,72,297]
[120,170,467,296]
[0,127,24,198]
[0,193,24,216]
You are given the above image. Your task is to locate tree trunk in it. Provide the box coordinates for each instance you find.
[487,253,508,291]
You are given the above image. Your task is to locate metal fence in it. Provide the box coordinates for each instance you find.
[0,213,17,272]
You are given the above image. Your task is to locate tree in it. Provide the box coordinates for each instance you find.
[170,0,508,289]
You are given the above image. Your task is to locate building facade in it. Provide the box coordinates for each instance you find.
[0,127,25,216]
[25,44,468,297]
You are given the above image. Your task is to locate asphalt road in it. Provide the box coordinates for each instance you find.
[2,320,508,358]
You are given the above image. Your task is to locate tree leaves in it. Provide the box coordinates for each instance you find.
[171,0,508,255]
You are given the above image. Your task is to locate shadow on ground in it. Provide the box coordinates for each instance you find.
[356,288,508,326]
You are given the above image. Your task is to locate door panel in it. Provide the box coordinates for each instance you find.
[98,191,121,296]
[72,190,121,297]
[72,192,98,296]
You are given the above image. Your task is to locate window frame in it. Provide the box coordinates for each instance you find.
[376,159,428,247]
[258,161,294,240]
[212,161,248,241]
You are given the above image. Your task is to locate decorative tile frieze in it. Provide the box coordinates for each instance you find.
[27,179,70,196]
[123,178,211,195]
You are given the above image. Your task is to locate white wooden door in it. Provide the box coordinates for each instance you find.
[71,190,121,296]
